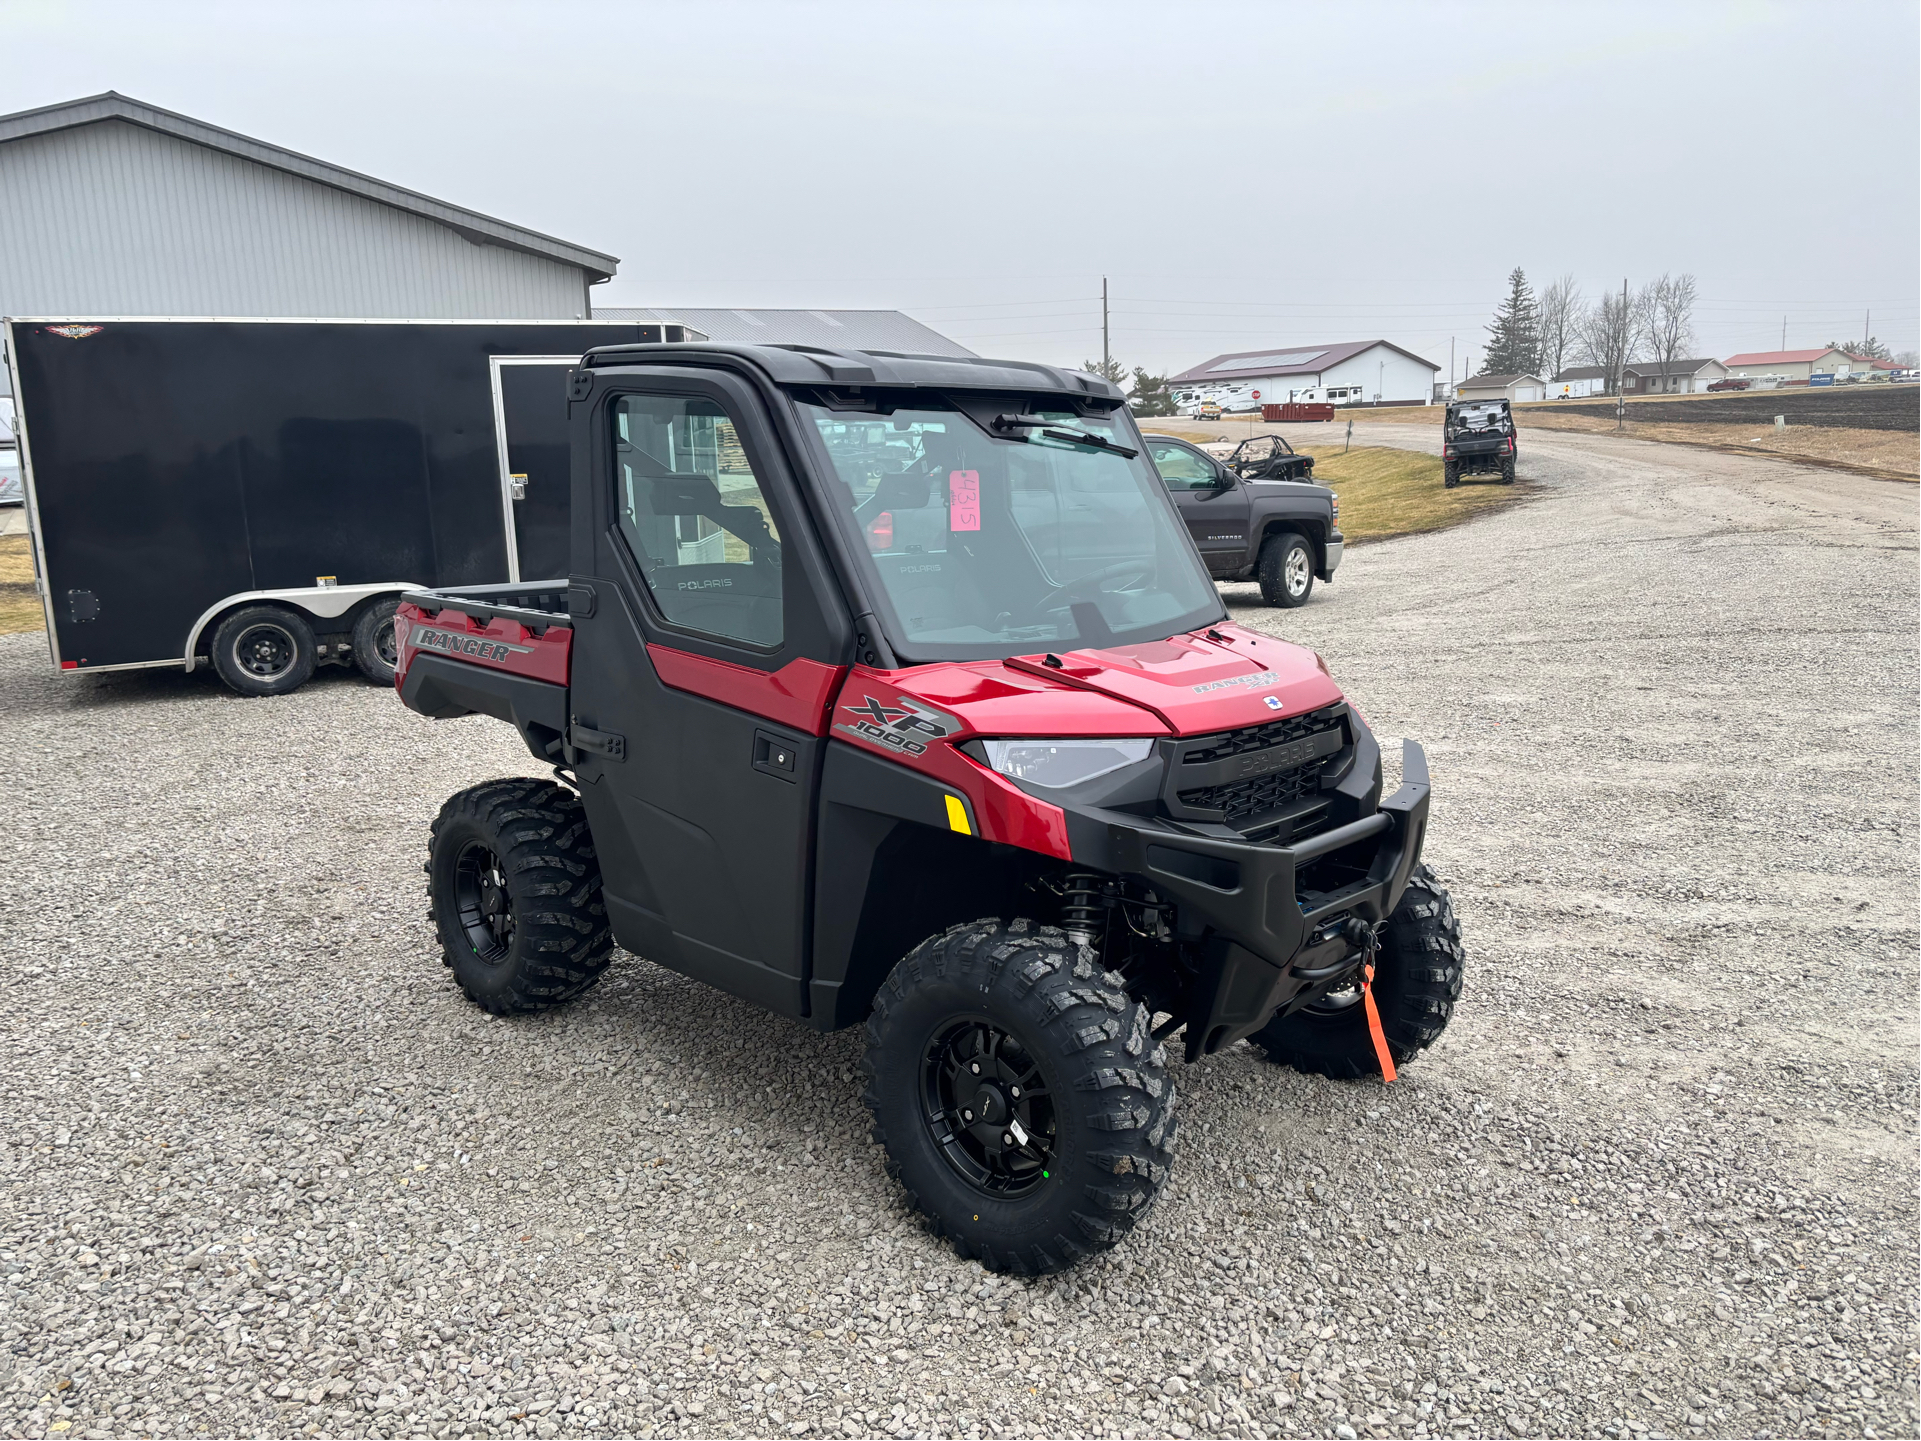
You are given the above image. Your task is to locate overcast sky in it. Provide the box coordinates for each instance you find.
[5,0,1916,376]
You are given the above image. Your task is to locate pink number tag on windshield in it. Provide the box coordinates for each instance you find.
[949,470,980,532]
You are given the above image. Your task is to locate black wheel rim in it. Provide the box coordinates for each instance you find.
[232,623,296,681]
[453,841,514,963]
[373,618,398,667]
[921,1017,1056,1198]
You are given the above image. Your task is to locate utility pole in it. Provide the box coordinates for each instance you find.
[1781,316,1786,351]
[1101,277,1110,379]
[1864,308,1870,350]
[1449,336,1455,398]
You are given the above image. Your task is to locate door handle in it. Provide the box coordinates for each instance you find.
[509,474,528,501]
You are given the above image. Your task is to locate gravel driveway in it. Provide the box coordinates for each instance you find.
[1,433,1914,1441]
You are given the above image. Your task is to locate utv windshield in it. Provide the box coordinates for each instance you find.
[802,401,1222,660]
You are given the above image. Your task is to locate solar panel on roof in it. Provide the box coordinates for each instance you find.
[1208,350,1327,374]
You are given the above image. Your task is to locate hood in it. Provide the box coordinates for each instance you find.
[888,622,1342,739]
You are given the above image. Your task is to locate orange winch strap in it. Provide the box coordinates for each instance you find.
[1360,962,1397,1084]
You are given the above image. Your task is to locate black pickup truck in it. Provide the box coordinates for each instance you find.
[1142,433,1342,608]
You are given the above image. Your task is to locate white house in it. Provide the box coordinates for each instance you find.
[1623,357,1729,394]
[1167,340,1440,413]
[1456,373,1546,403]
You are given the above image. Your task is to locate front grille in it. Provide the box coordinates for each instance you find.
[1181,704,1343,765]
[1179,764,1325,824]
[1174,704,1347,826]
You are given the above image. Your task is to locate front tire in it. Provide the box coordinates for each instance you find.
[1251,864,1464,1078]
[862,919,1176,1275]
[1256,530,1315,607]
[428,778,613,1013]
[210,605,315,697]
[352,596,400,685]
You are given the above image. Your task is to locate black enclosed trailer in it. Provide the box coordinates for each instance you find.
[1,317,693,694]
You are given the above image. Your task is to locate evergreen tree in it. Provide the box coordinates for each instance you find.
[1081,356,1128,386]
[1483,268,1541,375]
[1128,367,1176,417]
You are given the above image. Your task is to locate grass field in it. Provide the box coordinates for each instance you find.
[1296,444,1522,541]
[0,534,43,634]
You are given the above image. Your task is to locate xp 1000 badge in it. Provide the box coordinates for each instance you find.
[835,695,959,759]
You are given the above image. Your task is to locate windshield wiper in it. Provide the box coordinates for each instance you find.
[989,413,1137,458]
[1040,427,1138,458]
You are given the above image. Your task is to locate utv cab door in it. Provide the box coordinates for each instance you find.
[1146,437,1250,575]
[490,356,579,582]
[564,368,850,1019]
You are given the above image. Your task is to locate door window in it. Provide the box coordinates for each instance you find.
[1146,440,1220,491]
[613,394,782,648]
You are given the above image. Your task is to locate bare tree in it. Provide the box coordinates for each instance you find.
[1537,274,1583,382]
[1636,274,1698,393]
[1577,288,1643,397]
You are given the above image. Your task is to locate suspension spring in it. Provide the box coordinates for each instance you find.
[1059,872,1108,949]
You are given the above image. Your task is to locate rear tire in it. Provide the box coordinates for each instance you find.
[352,596,400,685]
[428,778,613,1013]
[210,605,316,697]
[862,919,1176,1275]
[1443,460,1460,488]
[1500,455,1516,484]
[1256,530,1315,607]
[1250,864,1464,1079]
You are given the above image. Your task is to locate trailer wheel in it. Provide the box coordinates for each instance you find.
[210,605,317,697]
[1256,531,1315,607]
[862,919,1176,1275]
[352,596,401,685]
[1250,864,1464,1079]
[428,778,612,1013]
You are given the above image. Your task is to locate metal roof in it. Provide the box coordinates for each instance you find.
[1458,374,1545,387]
[1170,339,1439,385]
[1723,348,1848,366]
[593,307,973,357]
[582,341,1119,399]
[0,92,619,281]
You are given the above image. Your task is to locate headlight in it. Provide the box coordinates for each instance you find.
[980,737,1157,788]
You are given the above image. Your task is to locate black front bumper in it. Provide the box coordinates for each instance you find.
[1066,740,1431,1060]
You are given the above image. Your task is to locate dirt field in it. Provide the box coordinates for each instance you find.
[0,532,42,635]
[1153,400,1921,483]
[1545,385,1917,431]
[0,427,1913,1441]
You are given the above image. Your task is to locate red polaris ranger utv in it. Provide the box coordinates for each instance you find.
[393,344,1463,1274]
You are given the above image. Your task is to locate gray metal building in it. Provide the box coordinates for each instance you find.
[593,307,975,358]
[0,92,619,343]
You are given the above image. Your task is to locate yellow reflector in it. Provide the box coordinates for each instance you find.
[944,795,972,835]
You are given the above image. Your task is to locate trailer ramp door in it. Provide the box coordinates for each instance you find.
[490,356,578,583]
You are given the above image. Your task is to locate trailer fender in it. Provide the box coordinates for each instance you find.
[182,584,422,671]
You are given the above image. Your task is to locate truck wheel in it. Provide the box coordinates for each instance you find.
[1443,461,1460,488]
[1256,531,1315,607]
[1250,865,1464,1079]
[861,919,1176,1275]
[352,596,400,685]
[428,778,612,1013]
[210,605,316,697]
[1500,456,1516,485]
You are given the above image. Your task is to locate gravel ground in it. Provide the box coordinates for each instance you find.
[1,432,1915,1441]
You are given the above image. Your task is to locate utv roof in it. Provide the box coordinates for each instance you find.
[580,341,1124,401]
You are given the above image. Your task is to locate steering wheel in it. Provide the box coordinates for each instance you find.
[1035,558,1157,608]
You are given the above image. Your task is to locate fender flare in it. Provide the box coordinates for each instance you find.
[182,583,422,671]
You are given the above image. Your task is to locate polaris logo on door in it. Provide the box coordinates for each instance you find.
[411,626,532,664]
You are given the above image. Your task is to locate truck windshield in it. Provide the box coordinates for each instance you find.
[802,402,1222,660]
